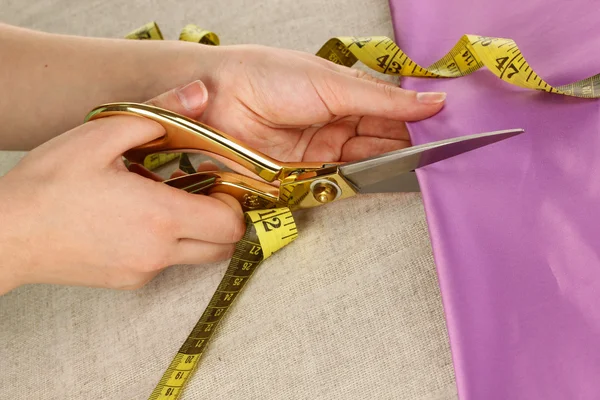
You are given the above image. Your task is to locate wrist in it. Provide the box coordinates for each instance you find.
[139,40,226,102]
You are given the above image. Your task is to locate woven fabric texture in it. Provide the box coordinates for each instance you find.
[0,1,457,398]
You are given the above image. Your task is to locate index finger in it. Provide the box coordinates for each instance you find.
[315,70,446,121]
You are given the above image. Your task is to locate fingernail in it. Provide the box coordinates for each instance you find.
[416,92,446,104]
[176,80,207,110]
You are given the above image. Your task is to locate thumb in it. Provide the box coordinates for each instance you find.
[81,80,210,161]
[146,80,208,119]
[317,70,446,121]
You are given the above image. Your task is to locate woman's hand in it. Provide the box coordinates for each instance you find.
[0,83,244,294]
[197,45,445,163]
[0,24,444,155]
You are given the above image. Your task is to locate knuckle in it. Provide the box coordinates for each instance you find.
[315,77,342,116]
[354,69,371,80]
[377,81,397,101]
[229,217,246,242]
[209,244,235,263]
[208,194,246,243]
[147,208,178,235]
[354,69,367,78]
[218,206,245,243]
[145,91,170,108]
[220,244,236,260]
[113,246,170,273]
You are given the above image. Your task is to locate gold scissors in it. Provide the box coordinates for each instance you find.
[86,103,524,211]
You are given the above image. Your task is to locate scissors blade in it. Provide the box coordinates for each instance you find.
[339,128,524,192]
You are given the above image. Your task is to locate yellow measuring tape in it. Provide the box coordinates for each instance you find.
[123,22,599,398]
[316,35,599,97]
[149,208,297,400]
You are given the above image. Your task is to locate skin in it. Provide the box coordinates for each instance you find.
[0,23,445,295]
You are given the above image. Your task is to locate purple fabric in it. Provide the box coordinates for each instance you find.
[389,1,600,399]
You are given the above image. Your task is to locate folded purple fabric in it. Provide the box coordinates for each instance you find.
[389,1,600,399]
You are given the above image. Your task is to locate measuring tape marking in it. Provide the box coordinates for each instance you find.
[316,35,600,98]
[148,207,297,400]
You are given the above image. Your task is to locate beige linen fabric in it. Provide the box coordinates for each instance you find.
[0,1,458,399]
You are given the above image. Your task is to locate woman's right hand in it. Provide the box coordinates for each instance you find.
[0,80,245,295]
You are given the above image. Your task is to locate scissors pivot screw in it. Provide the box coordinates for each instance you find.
[311,181,339,204]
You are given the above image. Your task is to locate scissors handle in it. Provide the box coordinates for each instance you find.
[85,102,321,182]
[163,171,281,209]
[85,102,360,211]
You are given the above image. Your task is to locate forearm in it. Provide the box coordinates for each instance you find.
[0,23,221,150]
